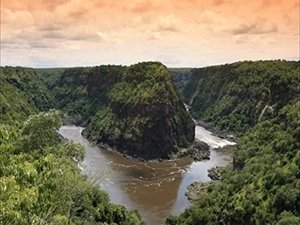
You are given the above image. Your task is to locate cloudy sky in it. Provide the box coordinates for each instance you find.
[1,0,299,67]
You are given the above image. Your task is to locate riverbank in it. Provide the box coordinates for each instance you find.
[59,125,235,225]
[185,181,215,202]
[94,139,210,163]
[62,112,235,162]
[172,140,210,161]
[185,147,235,203]
[185,166,226,202]
[91,121,236,163]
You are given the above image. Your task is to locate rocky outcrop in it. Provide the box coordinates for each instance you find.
[175,140,210,161]
[80,62,195,160]
[186,181,215,202]
[208,166,226,181]
[53,62,194,160]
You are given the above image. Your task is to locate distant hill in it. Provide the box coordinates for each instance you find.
[0,67,53,123]
[180,60,299,134]
[166,61,300,224]
[169,67,193,95]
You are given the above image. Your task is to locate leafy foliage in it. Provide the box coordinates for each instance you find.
[0,111,144,225]
[183,60,300,134]
[50,62,194,159]
[166,101,300,225]
[83,62,194,159]
[0,67,54,124]
[169,68,193,95]
[109,62,178,104]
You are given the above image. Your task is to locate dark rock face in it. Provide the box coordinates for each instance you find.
[186,181,215,203]
[87,66,124,98]
[176,140,210,161]
[207,166,226,181]
[61,62,196,160]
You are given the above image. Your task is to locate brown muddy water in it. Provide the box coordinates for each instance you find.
[59,125,235,225]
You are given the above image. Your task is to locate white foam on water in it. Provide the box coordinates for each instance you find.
[195,126,236,148]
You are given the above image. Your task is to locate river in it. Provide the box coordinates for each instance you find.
[59,125,235,225]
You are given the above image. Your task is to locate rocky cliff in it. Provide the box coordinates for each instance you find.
[84,62,195,159]
[53,62,195,159]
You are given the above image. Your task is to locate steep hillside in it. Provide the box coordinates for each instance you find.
[0,67,53,124]
[53,66,124,123]
[169,68,193,95]
[1,63,194,160]
[35,68,66,90]
[182,60,299,134]
[167,100,300,225]
[167,60,300,225]
[0,67,144,225]
[51,62,195,159]
[84,62,195,159]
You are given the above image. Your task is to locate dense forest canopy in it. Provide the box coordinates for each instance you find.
[0,110,144,224]
[175,60,299,135]
[48,62,195,160]
[167,61,300,224]
[1,60,299,224]
[166,101,300,225]
[0,67,53,124]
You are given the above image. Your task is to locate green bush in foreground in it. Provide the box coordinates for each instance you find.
[0,110,144,225]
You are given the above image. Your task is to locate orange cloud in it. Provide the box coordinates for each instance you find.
[1,0,299,67]
[2,0,70,11]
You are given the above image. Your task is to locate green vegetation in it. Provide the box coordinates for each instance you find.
[166,60,300,224]
[0,67,53,124]
[109,63,179,104]
[1,60,299,225]
[182,60,299,134]
[50,62,194,159]
[35,68,66,91]
[169,68,192,95]
[52,67,94,122]
[38,65,125,123]
[0,67,145,224]
[85,62,194,159]
[0,110,144,225]
[166,101,300,225]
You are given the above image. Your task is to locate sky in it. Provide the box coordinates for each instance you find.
[1,0,299,68]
